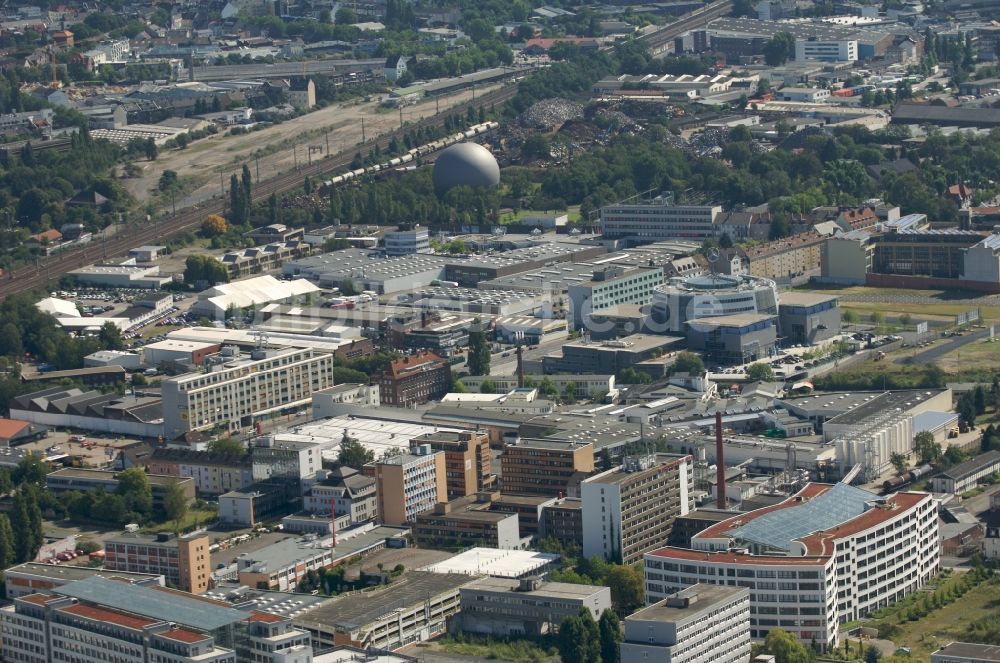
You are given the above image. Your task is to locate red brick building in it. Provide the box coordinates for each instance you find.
[374,351,450,407]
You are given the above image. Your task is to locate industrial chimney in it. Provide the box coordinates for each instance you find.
[716,410,726,510]
[516,345,525,388]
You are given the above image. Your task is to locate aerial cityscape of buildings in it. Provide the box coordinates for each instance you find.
[0,0,999,661]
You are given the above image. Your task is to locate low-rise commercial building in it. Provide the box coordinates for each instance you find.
[541,334,683,377]
[413,502,521,549]
[147,448,254,497]
[3,563,163,599]
[384,224,431,256]
[931,642,1000,663]
[930,451,1000,494]
[294,571,475,651]
[778,292,841,346]
[600,197,723,244]
[237,526,409,591]
[144,340,223,367]
[46,468,195,509]
[104,532,211,594]
[582,454,694,564]
[685,314,778,366]
[620,584,751,663]
[455,576,612,636]
[218,482,299,528]
[303,466,377,523]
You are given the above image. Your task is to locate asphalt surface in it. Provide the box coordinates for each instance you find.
[895,328,991,365]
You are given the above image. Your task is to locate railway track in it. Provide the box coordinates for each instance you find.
[637,0,734,54]
[0,84,519,300]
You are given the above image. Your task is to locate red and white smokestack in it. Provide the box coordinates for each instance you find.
[716,410,726,510]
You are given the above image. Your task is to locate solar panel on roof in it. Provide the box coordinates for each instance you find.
[728,483,879,552]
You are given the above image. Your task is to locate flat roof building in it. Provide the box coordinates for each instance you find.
[421,548,560,578]
[501,438,595,497]
[161,347,338,438]
[582,454,694,564]
[621,584,751,663]
[644,483,939,650]
[4,562,163,600]
[456,576,612,636]
[685,313,779,366]
[104,532,211,595]
[930,451,1000,495]
[46,468,195,510]
[294,571,475,651]
[409,429,494,498]
[369,446,447,525]
[932,642,1000,663]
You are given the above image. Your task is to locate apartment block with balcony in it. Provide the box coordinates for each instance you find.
[582,454,693,564]
[368,445,447,525]
[643,483,938,650]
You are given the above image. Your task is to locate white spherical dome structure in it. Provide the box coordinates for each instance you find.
[432,142,500,195]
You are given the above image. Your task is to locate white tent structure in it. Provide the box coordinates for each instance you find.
[35,297,81,318]
[191,275,320,319]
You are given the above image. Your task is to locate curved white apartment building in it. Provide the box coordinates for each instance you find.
[644,482,938,651]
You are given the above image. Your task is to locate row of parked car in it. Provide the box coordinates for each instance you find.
[43,548,86,565]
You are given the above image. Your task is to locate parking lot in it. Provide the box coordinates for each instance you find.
[20,429,141,468]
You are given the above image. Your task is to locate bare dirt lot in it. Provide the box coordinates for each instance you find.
[125,84,505,210]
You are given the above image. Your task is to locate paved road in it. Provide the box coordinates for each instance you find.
[895,328,991,365]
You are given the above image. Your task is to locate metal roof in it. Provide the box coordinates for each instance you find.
[729,482,880,552]
[54,576,248,631]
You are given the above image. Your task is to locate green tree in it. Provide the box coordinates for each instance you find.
[207,438,247,456]
[764,32,796,65]
[13,454,48,487]
[479,378,496,394]
[764,628,816,663]
[522,134,551,161]
[98,321,124,350]
[914,430,941,464]
[898,313,912,328]
[144,138,158,161]
[116,468,153,515]
[335,6,358,23]
[467,319,491,376]
[890,452,908,474]
[10,486,43,563]
[338,436,374,468]
[340,279,360,296]
[869,311,884,328]
[958,392,978,427]
[599,609,622,663]
[605,563,645,615]
[671,351,705,375]
[842,310,858,324]
[558,608,601,663]
[0,469,12,495]
[163,481,188,530]
[747,363,775,382]
[0,513,15,568]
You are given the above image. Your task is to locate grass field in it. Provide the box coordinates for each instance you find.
[421,635,558,663]
[140,506,218,534]
[881,576,1000,660]
[931,338,1000,373]
[793,285,1000,322]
